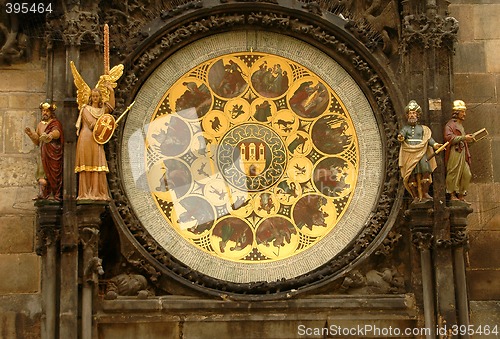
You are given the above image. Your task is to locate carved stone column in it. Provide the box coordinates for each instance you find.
[446,201,473,338]
[45,4,102,338]
[35,201,62,339]
[77,202,107,339]
[400,0,459,333]
[407,201,436,339]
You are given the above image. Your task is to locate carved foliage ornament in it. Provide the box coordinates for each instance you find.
[399,13,459,54]
[45,11,100,48]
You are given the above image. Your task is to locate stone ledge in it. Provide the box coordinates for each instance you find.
[99,294,417,316]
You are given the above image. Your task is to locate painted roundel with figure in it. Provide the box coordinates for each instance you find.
[143,52,359,263]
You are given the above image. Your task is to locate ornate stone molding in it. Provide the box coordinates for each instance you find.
[399,13,458,54]
[412,231,434,251]
[77,204,107,285]
[375,230,402,257]
[46,10,100,48]
[107,8,400,298]
[35,202,63,256]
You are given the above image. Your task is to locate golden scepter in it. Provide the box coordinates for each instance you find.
[104,23,110,75]
[426,141,449,162]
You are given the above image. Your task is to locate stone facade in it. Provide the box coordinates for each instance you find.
[449,0,500,327]
[0,0,499,338]
[0,60,45,337]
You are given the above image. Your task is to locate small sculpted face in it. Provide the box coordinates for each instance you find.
[407,110,418,126]
[457,109,466,121]
[41,108,53,121]
[91,90,102,106]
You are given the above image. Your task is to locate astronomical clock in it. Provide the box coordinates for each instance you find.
[112,31,393,295]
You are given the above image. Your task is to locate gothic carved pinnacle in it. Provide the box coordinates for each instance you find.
[46,10,100,47]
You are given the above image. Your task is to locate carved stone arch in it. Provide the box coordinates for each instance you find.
[77,31,100,48]
[107,3,404,300]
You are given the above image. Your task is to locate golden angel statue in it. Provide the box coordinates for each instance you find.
[70,61,124,200]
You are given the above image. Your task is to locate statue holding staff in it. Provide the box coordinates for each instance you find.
[398,100,442,203]
[71,24,124,200]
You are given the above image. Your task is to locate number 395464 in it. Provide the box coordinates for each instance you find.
[5,3,53,14]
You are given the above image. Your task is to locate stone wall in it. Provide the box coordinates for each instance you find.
[450,0,500,328]
[0,61,44,338]
[450,0,500,299]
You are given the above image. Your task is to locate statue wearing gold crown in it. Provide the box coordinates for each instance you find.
[25,100,64,201]
[71,24,124,200]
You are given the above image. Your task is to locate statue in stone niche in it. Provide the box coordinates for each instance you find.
[25,101,64,200]
[70,61,124,200]
[444,100,474,201]
[104,273,150,299]
[398,100,442,203]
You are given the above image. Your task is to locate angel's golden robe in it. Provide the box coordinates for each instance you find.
[75,104,110,200]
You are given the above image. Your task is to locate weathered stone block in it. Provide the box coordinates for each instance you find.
[0,95,9,109]
[467,270,500,300]
[183,319,307,339]
[493,138,500,182]
[0,111,3,153]
[0,311,16,338]
[468,231,500,269]
[0,216,34,253]
[485,40,500,73]
[0,187,36,215]
[473,4,500,40]
[3,110,38,154]
[469,139,493,183]
[0,295,42,339]
[0,156,37,187]
[98,322,180,339]
[467,183,500,230]
[449,5,475,42]
[9,93,46,110]
[470,301,500,330]
[0,254,39,294]
[0,69,45,93]
[466,184,481,228]
[454,74,496,103]
[464,103,499,137]
[454,42,486,74]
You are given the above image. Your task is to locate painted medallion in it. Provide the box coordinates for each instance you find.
[145,52,359,263]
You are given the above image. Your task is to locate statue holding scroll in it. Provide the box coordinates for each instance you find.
[443,100,487,201]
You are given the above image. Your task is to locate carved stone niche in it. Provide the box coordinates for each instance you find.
[105,3,403,300]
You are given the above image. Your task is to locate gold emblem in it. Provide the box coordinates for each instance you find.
[93,113,116,144]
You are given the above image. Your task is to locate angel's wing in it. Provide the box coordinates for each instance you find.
[70,61,91,110]
[96,64,124,104]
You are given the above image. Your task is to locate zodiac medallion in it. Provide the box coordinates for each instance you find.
[144,52,359,263]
